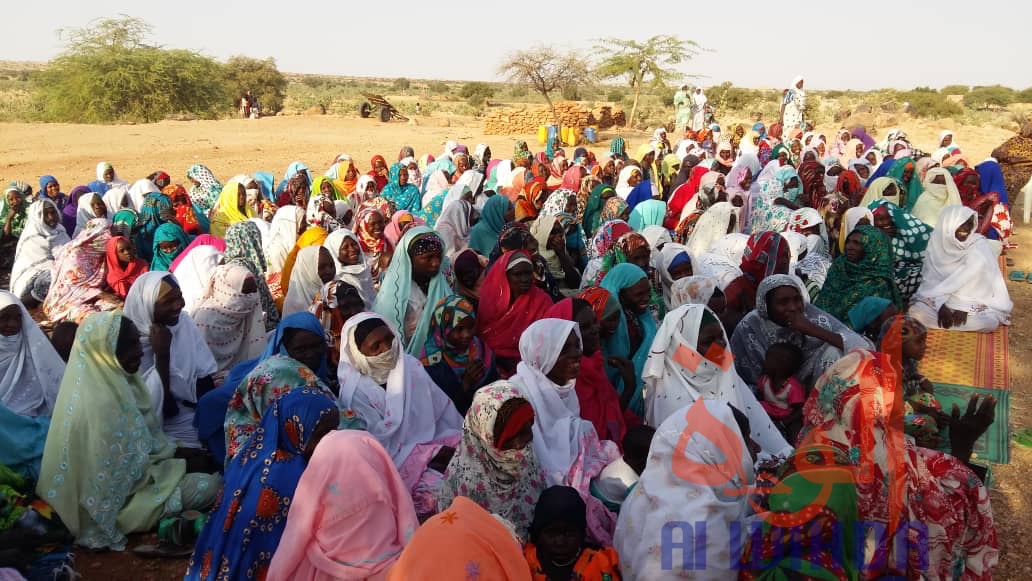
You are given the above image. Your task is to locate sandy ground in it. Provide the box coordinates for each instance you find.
[0,114,1027,579]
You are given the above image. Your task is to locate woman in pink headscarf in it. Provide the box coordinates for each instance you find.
[267,430,419,581]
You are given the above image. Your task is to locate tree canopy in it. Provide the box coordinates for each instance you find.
[594,35,703,127]
[498,47,592,126]
[33,16,287,123]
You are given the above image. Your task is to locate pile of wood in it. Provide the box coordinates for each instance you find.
[484,101,626,135]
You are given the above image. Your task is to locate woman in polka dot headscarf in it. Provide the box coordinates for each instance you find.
[868,198,932,302]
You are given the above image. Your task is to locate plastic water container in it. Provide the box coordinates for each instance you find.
[584,127,597,143]
[547,125,559,144]
[562,127,578,146]
[537,125,548,144]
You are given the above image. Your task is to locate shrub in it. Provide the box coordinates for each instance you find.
[301,76,324,88]
[460,82,495,106]
[964,85,1016,109]
[898,90,963,118]
[607,88,624,102]
[941,84,969,95]
[708,82,765,112]
[561,84,580,100]
[508,85,528,98]
[223,56,287,114]
[34,16,229,122]
[428,81,450,94]
[1016,87,1032,104]
[392,77,410,90]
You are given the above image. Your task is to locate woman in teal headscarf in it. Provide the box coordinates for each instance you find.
[887,157,924,211]
[814,224,902,323]
[37,311,219,550]
[610,137,626,160]
[582,183,614,238]
[468,195,512,256]
[150,222,192,271]
[381,162,422,213]
[136,191,173,261]
[627,199,667,231]
[750,166,803,233]
[373,227,453,355]
[600,263,659,417]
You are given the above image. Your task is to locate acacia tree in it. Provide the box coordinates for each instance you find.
[593,35,703,127]
[223,56,288,114]
[35,16,228,122]
[498,46,592,129]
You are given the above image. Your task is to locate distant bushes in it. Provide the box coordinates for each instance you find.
[459,82,495,107]
[941,84,969,95]
[963,85,1016,109]
[392,77,410,90]
[897,89,963,118]
[32,16,287,123]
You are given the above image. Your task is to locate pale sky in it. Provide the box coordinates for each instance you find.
[6,0,1029,91]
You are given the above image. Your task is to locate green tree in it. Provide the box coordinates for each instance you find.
[459,82,495,107]
[223,56,287,114]
[498,46,592,129]
[964,85,1016,109]
[593,35,703,127]
[34,16,228,122]
[941,84,970,95]
[1016,87,1032,104]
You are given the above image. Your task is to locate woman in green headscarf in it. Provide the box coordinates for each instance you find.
[36,311,219,550]
[468,195,513,257]
[886,157,924,211]
[814,225,902,323]
[150,222,192,271]
[582,183,615,237]
[869,199,931,302]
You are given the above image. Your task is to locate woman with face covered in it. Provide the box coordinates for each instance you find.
[600,264,659,418]
[910,205,1012,332]
[750,166,803,233]
[505,318,620,545]
[337,313,463,517]
[10,199,69,303]
[0,292,64,418]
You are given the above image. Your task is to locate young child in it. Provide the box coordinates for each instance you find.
[591,425,656,513]
[524,486,621,581]
[757,341,806,442]
[879,314,945,448]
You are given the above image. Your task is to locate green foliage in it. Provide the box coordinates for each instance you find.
[428,81,450,94]
[459,82,495,107]
[964,85,1016,109]
[508,85,529,98]
[301,75,326,88]
[708,82,765,112]
[392,77,410,90]
[592,35,702,92]
[33,16,230,122]
[561,84,581,100]
[606,88,624,102]
[223,56,287,113]
[941,84,970,95]
[1016,87,1032,104]
[897,90,963,118]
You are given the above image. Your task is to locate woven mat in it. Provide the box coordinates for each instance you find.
[922,326,1010,390]
[932,383,1010,464]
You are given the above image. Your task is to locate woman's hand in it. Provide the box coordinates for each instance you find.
[461,359,486,392]
[938,304,956,329]
[948,394,996,464]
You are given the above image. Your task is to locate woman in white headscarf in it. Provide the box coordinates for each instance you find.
[614,166,642,200]
[0,291,64,416]
[321,228,375,308]
[914,167,963,226]
[282,246,333,318]
[435,199,476,257]
[10,199,69,301]
[837,206,874,254]
[190,263,267,381]
[643,304,790,456]
[910,205,1012,332]
[264,206,303,275]
[693,233,748,290]
[505,318,620,545]
[174,242,225,314]
[686,201,738,259]
[94,161,128,190]
[128,179,160,212]
[656,243,693,310]
[690,87,708,131]
[615,399,756,580]
[123,272,218,448]
[75,192,108,237]
[336,312,463,516]
[780,76,806,131]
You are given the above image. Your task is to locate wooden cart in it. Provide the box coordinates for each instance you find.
[359,93,409,122]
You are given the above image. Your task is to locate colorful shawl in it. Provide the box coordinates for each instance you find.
[814,225,901,322]
[186,164,222,212]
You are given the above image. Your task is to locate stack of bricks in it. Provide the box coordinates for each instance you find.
[478,101,623,136]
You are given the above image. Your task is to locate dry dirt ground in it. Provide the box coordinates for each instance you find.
[0,114,1027,579]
